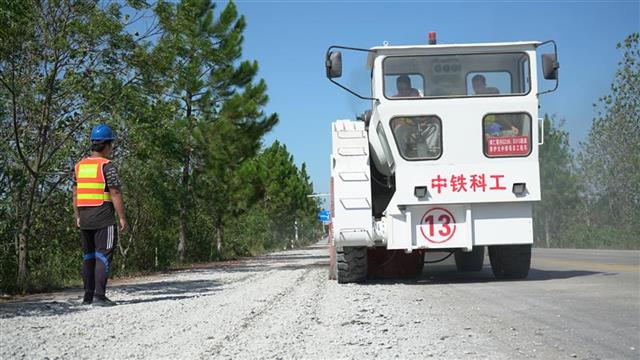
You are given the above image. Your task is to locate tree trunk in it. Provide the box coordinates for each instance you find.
[178,199,187,263]
[17,221,29,292]
[215,218,223,259]
[544,214,551,248]
[17,176,38,292]
[178,96,193,263]
[178,144,190,263]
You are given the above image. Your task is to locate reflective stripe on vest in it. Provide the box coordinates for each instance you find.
[75,157,111,207]
[77,193,112,201]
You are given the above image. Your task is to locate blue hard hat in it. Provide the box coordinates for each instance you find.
[487,122,502,135]
[90,124,114,142]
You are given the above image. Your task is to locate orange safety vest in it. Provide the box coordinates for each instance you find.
[75,157,112,207]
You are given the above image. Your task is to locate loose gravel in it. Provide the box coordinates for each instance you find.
[1,243,638,359]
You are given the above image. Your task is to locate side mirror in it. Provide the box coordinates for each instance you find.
[541,53,559,80]
[326,51,342,79]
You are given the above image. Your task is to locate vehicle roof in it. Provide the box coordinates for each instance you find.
[366,41,541,68]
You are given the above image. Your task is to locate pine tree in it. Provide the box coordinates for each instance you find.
[148,0,277,261]
[257,141,319,248]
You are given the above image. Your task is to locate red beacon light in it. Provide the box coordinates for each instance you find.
[428,32,437,45]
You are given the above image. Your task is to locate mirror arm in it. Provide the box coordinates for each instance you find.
[537,78,558,96]
[328,78,379,101]
[536,39,558,51]
[326,44,375,57]
[536,40,560,96]
[326,44,379,101]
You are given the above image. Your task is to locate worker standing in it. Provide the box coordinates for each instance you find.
[73,124,128,306]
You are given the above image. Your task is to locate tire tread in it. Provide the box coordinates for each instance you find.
[488,244,531,279]
[337,246,367,283]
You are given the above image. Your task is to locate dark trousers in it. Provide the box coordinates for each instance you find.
[81,225,117,297]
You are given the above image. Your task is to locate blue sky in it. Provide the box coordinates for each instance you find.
[128,1,637,199]
[229,1,639,198]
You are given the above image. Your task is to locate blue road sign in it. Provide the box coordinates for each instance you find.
[318,210,330,222]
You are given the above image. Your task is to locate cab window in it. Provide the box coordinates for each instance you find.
[384,74,424,98]
[483,113,532,157]
[467,72,512,95]
[383,53,530,99]
[390,116,442,160]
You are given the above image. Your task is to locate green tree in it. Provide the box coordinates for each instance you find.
[224,141,320,256]
[194,115,277,259]
[147,0,277,262]
[0,0,318,294]
[533,115,582,247]
[258,141,319,249]
[0,0,140,291]
[578,32,640,248]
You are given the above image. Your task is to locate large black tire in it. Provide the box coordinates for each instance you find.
[337,246,367,283]
[488,244,531,279]
[454,246,485,272]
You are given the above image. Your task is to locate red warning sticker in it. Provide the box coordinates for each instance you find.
[419,207,457,244]
[487,136,529,156]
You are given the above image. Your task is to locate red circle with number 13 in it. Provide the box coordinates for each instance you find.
[420,207,457,243]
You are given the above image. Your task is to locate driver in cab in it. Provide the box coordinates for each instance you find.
[393,75,421,98]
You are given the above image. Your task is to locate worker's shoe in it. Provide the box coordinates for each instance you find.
[93,295,116,307]
[82,293,93,305]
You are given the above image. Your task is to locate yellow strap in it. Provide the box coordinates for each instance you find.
[77,193,112,201]
[77,164,99,178]
[77,182,105,189]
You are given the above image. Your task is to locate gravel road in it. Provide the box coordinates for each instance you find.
[1,242,638,359]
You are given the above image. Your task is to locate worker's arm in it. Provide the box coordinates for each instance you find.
[72,186,80,228]
[110,187,128,233]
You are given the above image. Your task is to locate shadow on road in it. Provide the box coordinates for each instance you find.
[269,261,328,271]
[115,294,205,305]
[363,265,604,285]
[0,278,223,319]
[0,298,90,319]
[527,268,605,280]
[262,254,328,261]
[111,278,221,296]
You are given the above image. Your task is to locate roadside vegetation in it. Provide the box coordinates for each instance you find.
[535,33,639,250]
[0,0,637,294]
[0,0,320,293]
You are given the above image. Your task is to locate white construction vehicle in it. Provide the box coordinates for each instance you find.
[326,33,559,283]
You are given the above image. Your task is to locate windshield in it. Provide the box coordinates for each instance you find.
[383,53,530,99]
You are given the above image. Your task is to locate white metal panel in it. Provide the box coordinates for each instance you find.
[331,120,373,247]
[370,50,540,213]
[387,213,412,250]
[387,205,473,250]
[338,147,367,156]
[386,203,532,249]
[337,130,366,139]
[393,162,541,205]
[472,202,533,245]
[413,205,471,249]
[338,172,369,182]
[340,198,371,209]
